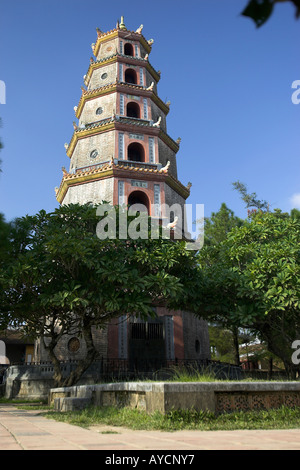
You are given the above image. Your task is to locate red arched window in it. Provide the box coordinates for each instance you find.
[126,102,140,118]
[125,68,137,84]
[128,190,150,214]
[127,142,145,162]
[124,43,134,56]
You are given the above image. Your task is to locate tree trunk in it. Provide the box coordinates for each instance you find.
[267,357,273,380]
[45,337,63,388]
[232,327,240,366]
[62,322,99,387]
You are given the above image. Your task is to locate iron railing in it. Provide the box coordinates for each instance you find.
[2,357,243,381]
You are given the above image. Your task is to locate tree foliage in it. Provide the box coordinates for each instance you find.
[0,203,201,386]
[232,181,269,212]
[204,203,243,246]
[0,117,3,173]
[242,0,300,28]
[201,203,244,364]
[198,209,300,377]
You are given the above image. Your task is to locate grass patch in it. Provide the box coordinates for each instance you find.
[167,368,223,382]
[44,405,300,432]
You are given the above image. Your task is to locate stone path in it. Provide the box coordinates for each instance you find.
[1,404,300,450]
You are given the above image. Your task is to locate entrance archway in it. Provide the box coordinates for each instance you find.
[129,318,166,372]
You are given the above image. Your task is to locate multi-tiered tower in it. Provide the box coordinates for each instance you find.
[50,18,210,369]
[55,17,190,221]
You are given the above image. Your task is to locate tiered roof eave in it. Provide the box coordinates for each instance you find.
[84,53,160,89]
[75,81,169,120]
[66,116,180,159]
[55,159,190,205]
[93,26,152,58]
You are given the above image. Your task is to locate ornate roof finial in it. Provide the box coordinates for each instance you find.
[161,160,170,172]
[136,24,143,34]
[165,216,178,230]
[146,82,154,91]
[120,16,126,30]
[153,116,161,128]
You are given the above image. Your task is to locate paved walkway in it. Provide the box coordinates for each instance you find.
[1,404,300,450]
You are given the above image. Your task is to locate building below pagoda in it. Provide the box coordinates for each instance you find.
[35,17,210,370]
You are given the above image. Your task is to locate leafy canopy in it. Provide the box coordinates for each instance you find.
[198,209,300,374]
[0,203,202,386]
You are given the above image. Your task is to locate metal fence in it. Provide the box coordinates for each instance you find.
[1,357,242,382]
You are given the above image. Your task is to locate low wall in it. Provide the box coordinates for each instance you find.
[3,364,97,401]
[2,360,242,401]
[50,381,300,415]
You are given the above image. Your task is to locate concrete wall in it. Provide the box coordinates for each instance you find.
[3,363,100,401]
[70,131,116,171]
[96,38,119,62]
[182,314,210,362]
[62,178,114,206]
[37,327,108,363]
[80,93,117,126]
[50,381,300,415]
[89,62,117,90]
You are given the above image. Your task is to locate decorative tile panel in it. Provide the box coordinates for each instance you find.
[216,391,300,414]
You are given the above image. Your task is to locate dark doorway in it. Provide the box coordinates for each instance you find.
[125,68,137,84]
[128,190,149,214]
[129,319,166,372]
[127,142,145,162]
[124,43,134,56]
[126,102,140,118]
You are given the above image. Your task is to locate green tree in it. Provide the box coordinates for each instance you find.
[0,203,201,387]
[0,118,3,172]
[291,208,300,220]
[0,213,10,260]
[232,181,269,212]
[198,210,300,378]
[201,203,243,365]
[242,0,300,28]
[0,214,11,330]
[209,325,238,363]
[204,203,243,246]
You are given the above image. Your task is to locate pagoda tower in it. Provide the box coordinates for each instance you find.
[55,17,190,223]
[49,18,210,369]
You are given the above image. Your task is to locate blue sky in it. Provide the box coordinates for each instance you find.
[0,0,299,223]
